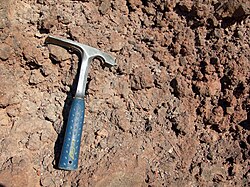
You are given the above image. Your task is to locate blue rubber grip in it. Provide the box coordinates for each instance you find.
[58,97,85,170]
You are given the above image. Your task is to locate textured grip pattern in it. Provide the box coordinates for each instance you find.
[58,98,85,170]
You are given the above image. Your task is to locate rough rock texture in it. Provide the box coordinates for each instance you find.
[0,0,249,186]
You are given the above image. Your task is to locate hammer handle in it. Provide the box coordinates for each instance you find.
[58,97,85,170]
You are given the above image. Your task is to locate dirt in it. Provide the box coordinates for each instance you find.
[0,0,249,186]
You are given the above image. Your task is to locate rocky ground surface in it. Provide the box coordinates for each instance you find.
[0,0,249,186]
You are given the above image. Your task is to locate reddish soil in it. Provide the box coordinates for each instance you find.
[0,0,249,186]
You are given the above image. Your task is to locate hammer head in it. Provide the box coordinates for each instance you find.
[45,35,116,66]
[45,35,116,98]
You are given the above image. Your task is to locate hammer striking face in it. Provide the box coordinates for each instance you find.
[45,35,116,170]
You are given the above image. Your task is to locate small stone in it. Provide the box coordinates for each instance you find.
[41,176,54,187]
[0,74,16,108]
[6,105,20,117]
[116,76,130,98]
[179,56,187,66]
[48,45,71,62]
[226,106,234,115]
[0,43,12,60]
[41,63,54,76]
[0,8,8,29]
[110,32,125,52]
[99,0,111,15]
[144,6,156,15]
[57,13,71,24]
[97,129,109,137]
[22,42,38,63]
[130,66,154,90]
[8,93,22,105]
[41,125,57,143]
[43,104,57,122]
[200,133,212,144]
[0,109,9,126]
[42,155,53,168]
[111,108,130,131]
[210,106,224,125]
[208,78,221,96]
[29,70,44,84]
[40,17,57,32]
[26,133,41,151]
[21,100,38,115]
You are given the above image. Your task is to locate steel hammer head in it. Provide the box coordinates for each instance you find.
[45,35,116,65]
[45,35,116,98]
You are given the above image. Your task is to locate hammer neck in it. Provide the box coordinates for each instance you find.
[75,54,92,99]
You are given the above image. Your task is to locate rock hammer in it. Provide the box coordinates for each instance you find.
[45,35,116,170]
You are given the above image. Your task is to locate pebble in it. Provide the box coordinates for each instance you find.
[99,0,111,15]
[111,108,130,131]
[0,43,12,60]
[226,106,234,115]
[26,133,41,151]
[43,104,57,122]
[41,176,54,187]
[110,32,125,52]
[48,45,71,62]
[29,70,45,84]
[0,109,9,126]
[6,105,19,117]
[130,66,154,90]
